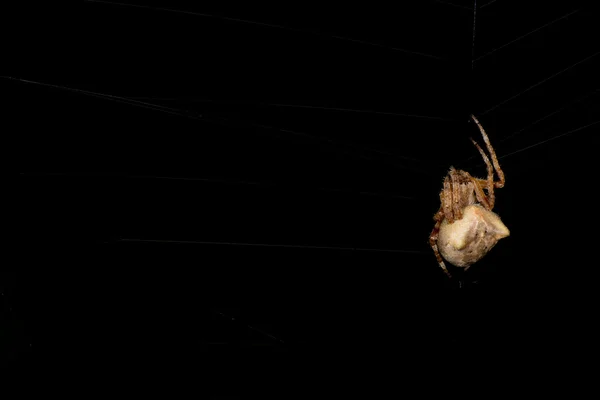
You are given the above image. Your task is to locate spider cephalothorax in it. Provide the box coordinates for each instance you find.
[429,115,509,278]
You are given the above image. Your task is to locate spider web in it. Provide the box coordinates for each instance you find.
[7,0,599,391]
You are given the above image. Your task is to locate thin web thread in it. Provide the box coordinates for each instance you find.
[458,89,598,166]
[19,171,417,200]
[480,0,499,9]
[497,121,598,160]
[4,76,435,176]
[470,119,598,167]
[434,0,473,10]
[212,310,286,345]
[127,96,457,122]
[471,0,477,71]
[481,51,599,116]
[475,9,580,62]
[118,238,429,254]
[84,0,444,60]
[498,89,599,144]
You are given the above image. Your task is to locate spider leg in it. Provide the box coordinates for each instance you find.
[460,171,491,210]
[469,138,495,209]
[450,167,463,220]
[430,209,452,278]
[471,114,505,188]
[443,175,454,223]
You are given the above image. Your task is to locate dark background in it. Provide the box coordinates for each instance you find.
[5,0,599,396]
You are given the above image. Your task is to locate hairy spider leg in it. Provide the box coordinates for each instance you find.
[460,170,491,210]
[443,175,454,223]
[469,138,495,209]
[450,167,463,220]
[471,114,505,188]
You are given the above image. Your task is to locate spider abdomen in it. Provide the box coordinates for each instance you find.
[437,204,509,268]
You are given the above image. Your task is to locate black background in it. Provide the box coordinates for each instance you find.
[5,0,599,396]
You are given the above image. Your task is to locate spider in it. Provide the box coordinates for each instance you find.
[429,115,510,278]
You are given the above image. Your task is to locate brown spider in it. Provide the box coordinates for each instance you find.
[429,115,510,278]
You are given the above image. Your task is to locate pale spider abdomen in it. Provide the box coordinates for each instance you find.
[437,204,509,268]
